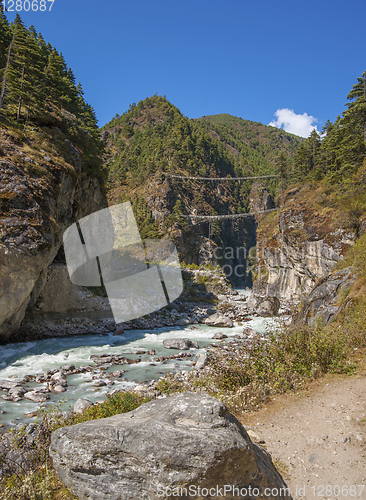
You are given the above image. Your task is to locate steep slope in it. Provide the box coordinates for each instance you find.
[198,113,302,197]
[0,13,107,341]
[102,96,300,283]
[250,70,366,314]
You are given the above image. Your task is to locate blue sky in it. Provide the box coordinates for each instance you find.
[3,0,366,136]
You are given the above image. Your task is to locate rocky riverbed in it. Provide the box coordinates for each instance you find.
[0,284,282,430]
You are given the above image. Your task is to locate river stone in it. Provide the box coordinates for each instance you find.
[23,391,49,403]
[205,313,233,328]
[248,296,280,316]
[0,380,22,390]
[175,317,191,326]
[163,338,195,350]
[212,332,228,339]
[53,385,67,393]
[194,353,207,370]
[50,392,290,500]
[61,364,75,372]
[113,325,124,336]
[74,398,94,414]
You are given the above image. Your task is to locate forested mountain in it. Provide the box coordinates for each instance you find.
[0,8,105,180]
[198,114,300,171]
[102,96,301,239]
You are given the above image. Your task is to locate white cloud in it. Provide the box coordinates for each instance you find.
[268,108,318,138]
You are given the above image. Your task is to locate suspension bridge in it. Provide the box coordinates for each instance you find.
[168,172,280,222]
[167,174,279,181]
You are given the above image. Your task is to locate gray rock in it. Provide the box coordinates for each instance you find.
[92,380,107,387]
[51,371,66,382]
[113,325,124,336]
[175,318,191,326]
[212,332,228,339]
[53,385,67,393]
[50,393,291,500]
[296,267,356,326]
[61,364,75,372]
[256,297,280,317]
[23,391,49,403]
[0,380,22,390]
[194,353,207,370]
[163,338,194,350]
[205,313,233,328]
[73,398,93,414]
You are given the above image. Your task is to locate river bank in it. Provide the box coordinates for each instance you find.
[0,283,278,430]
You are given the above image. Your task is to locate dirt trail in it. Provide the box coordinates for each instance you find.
[240,370,366,500]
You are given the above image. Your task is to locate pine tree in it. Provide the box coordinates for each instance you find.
[0,15,45,122]
[0,6,11,68]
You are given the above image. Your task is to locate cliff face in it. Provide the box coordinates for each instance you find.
[109,174,258,287]
[0,126,106,342]
[251,185,356,306]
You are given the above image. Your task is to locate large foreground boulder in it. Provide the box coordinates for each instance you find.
[50,393,291,500]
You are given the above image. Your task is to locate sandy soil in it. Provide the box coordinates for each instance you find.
[240,369,366,500]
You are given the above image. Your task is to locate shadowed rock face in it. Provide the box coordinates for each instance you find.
[251,187,356,307]
[295,267,356,326]
[50,393,291,500]
[0,131,106,342]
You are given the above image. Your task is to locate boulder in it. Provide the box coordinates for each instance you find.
[194,353,207,370]
[175,318,191,326]
[61,364,75,372]
[212,332,228,339]
[163,338,197,350]
[247,296,280,317]
[0,380,22,390]
[73,398,93,414]
[256,296,280,316]
[23,391,49,403]
[53,385,67,393]
[50,393,291,500]
[205,313,233,328]
[113,326,124,336]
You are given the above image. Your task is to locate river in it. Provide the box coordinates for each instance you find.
[0,290,276,428]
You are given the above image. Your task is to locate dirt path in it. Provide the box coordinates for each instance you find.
[240,370,366,500]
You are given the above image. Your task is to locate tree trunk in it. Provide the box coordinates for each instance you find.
[16,66,25,123]
[0,37,13,113]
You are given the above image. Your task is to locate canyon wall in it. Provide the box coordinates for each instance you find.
[250,186,356,309]
[0,127,106,342]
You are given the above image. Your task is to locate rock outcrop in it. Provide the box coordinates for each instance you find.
[249,181,275,214]
[295,267,356,326]
[50,392,291,500]
[251,186,355,307]
[0,128,106,341]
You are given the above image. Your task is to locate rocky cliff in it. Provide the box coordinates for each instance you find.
[249,184,356,310]
[0,126,106,342]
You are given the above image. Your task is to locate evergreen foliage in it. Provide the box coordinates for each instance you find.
[292,70,366,184]
[103,95,238,188]
[0,9,105,181]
